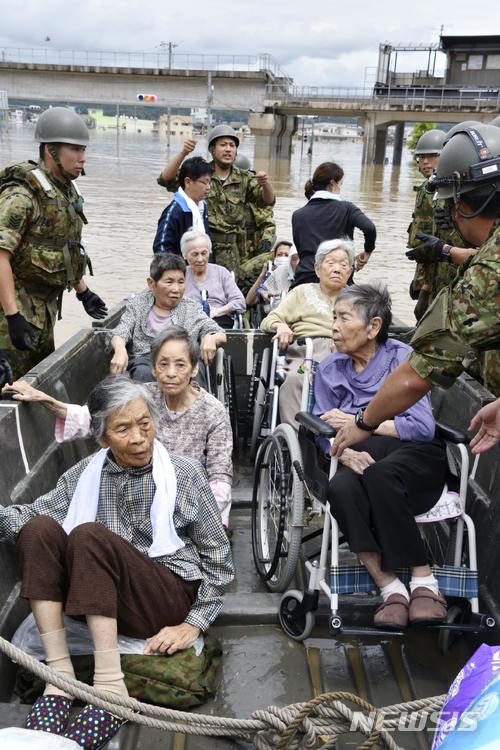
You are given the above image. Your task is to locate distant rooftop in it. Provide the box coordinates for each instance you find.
[440,35,500,51]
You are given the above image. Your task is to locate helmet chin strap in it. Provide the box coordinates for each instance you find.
[454,182,499,219]
[47,144,79,182]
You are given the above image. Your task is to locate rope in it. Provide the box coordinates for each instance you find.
[0,636,446,749]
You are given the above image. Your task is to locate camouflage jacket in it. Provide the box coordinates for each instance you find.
[407,180,465,297]
[158,164,275,276]
[408,220,500,395]
[0,160,88,312]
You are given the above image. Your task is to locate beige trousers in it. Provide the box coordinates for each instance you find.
[278,337,332,429]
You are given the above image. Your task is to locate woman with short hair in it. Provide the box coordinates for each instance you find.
[260,238,354,427]
[181,229,246,329]
[0,375,233,748]
[314,283,448,630]
[292,161,376,287]
[110,253,226,381]
[4,327,234,525]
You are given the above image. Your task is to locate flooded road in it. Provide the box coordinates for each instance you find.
[0,121,420,345]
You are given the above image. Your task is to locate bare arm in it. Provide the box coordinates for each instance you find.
[159,139,197,184]
[245,263,268,306]
[1,380,69,418]
[255,172,275,205]
[0,249,18,315]
[110,335,129,374]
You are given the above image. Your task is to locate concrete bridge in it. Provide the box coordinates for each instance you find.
[1,47,499,164]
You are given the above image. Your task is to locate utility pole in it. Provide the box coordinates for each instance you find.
[158,41,178,71]
[207,72,213,133]
[166,105,171,152]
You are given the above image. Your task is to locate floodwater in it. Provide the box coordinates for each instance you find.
[0,121,420,346]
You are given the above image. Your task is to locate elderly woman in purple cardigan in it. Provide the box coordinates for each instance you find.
[313,284,448,630]
[181,229,246,329]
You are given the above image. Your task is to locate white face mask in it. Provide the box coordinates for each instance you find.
[274,256,289,267]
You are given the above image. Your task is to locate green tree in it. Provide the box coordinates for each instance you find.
[407,121,436,150]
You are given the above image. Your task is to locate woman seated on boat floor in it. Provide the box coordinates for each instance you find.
[0,375,233,748]
[313,283,448,630]
[110,252,226,382]
[4,327,234,526]
[260,238,353,429]
[182,228,246,329]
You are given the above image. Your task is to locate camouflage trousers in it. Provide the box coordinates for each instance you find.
[0,303,56,381]
[411,261,458,320]
[211,242,241,279]
[238,251,273,296]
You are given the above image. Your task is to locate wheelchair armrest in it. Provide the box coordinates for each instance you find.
[296,335,327,346]
[296,412,337,438]
[435,421,470,445]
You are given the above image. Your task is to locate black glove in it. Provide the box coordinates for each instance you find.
[433,204,454,233]
[76,288,108,320]
[0,350,13,389]
[259,240,272,254]
[406,232,446,263]
[6,312,37,351]
[414,290,431,322]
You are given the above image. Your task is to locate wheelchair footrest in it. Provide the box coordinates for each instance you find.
[336,626,405,637]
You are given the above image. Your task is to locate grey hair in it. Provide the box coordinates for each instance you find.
[315,238,355,268]
[87,375,158,442]
[334,283,392,344]
[150,325,199,368]
[180,228,212,259]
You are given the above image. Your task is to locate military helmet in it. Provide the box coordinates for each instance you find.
[414,129,446,156]
[234,153,251,170]
[430,123,500,200]
[490,115,500,128]
[207,124,240,149]
[35,107,89,145]
[443,120,485,145]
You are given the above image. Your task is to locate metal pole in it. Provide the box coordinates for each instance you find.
[168,42,172,71]
[207,72,213,132]
[116,104,119,130]
[300,116,305,158]
[167,105,171,152]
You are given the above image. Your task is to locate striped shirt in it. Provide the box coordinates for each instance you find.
[0,452,234,631]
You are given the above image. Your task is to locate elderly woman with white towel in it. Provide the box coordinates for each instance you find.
[182,229,246,329]
[0,375,233,749]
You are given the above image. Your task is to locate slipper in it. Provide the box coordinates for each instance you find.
[409,587,447,624]
[25,694,73,735]
[64,704,124,750]
[373,593,409,630]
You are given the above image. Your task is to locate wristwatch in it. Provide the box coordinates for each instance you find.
[439,244,453,263]
[354,408,379,432]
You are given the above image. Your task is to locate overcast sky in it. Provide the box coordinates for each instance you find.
[2,0,499,88]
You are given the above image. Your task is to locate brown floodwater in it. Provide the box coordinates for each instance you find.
[0,121,421,346]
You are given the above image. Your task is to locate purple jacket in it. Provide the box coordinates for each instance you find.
[313,338,435,446]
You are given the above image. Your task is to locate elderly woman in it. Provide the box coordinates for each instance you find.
[245,239,296,307]
[313,284,448,629]
[0,376,233,748]
[110,253,226,382]
[182,229,246,329]
[292,161,376,287]
[4,327,234,526]
[260,238,354,427]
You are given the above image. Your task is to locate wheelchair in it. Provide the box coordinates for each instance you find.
[251,349,496,651]
[247,337,315,459]
[206,347,239,447]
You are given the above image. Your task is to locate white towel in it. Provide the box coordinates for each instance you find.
[178,186,205,234]
[62,439,184,558]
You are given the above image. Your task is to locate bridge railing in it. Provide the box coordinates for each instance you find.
[265,83,500,110]
[0,47,292,80]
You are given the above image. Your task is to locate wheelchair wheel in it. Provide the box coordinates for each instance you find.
[438,605,464,655]
[279,590,315,641]
[250,347,271,459]
[420,517,464,568]
[251,423,304,592]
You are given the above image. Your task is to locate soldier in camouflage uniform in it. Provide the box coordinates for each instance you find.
[331,121,500,455]
[157,127,275,281]
[0,108,108,380]
[407,129,466,320]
